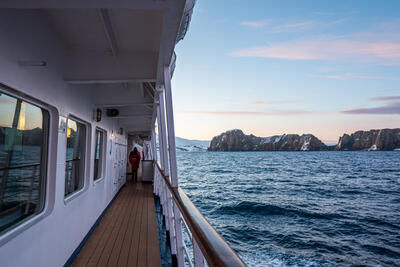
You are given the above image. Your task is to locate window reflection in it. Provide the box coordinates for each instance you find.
[94,129,104,181]
[0,92,48,234]
[65,118,86,197]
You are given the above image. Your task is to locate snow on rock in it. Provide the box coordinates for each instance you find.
[301,139,310,151]
[209,129,327,151]
[336,128,400,150]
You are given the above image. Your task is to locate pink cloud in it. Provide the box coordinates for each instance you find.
[248,100,296,106]
[369,96,400,101]
[240,19,344,32]
[182,110,311,116]
[341,102,400,115]
[224,100,296,106]
[231,38,400,65]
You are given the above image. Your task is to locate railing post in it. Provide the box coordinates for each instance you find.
[156,103,170,230]
[158,87,177,256]
[164,66,185,267]
[193,239,205,267]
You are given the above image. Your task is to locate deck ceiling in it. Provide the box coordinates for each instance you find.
[0,0,187,136]
[89,82,156,134]
[47,7,170,136]
[45,8,163,83]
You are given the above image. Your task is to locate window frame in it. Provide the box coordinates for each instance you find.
[0,84,57,245]
[93,127,107,184]
[63,115,90,203]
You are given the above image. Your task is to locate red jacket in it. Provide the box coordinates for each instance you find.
[129,151,141,170]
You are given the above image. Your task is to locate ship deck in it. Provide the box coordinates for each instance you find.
[72,182,161,267]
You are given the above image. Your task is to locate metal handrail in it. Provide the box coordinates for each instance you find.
[155,162,246,267]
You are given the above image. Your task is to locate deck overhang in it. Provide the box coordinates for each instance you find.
[0,0,194,136]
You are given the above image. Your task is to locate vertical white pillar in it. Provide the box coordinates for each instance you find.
[157,105,168,173]
[157,88,177,256]
[151,128,157,162]
[156,104,169,226]
[151,127,157,194]
[163,67,179,188]
[158,90,170,177]
[164,66,184,267]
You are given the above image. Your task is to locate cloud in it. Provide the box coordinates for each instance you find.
[248,100,296,106]
[369,96,400,101]
[241,18,346,32]
[341,102,400,115]
[225,100,296,106]
[241,20,271,29]
[330,18,347,25]
[271,21,315,32]
[309,73,400,80]
[182,110,311,116]
[313,11,335,16]
[230,38,400,65]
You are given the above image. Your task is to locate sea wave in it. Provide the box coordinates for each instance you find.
[214,201,345,220]
[177,151,400,266]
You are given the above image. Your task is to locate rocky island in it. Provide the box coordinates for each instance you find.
[208,129,328,151]
[208,128,400,151]
[336,128,400,151]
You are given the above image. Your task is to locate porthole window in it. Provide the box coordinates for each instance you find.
[65,117,86,197]
[0,92,49,235]
[94,128,105,181]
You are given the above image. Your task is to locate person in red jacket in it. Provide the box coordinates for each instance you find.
[129,147,141,182]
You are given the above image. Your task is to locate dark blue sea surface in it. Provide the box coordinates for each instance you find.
[176,151,400,267]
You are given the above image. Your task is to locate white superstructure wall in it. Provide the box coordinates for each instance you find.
[0,10,128,267]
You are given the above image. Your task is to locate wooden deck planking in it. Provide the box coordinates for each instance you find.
[72,186,128,266]
[119,188,144,266]
[136,189,148,267]
[86,186,133,266]
[72,183,161,267]
[97,186,137,266]
[106,186,140,267]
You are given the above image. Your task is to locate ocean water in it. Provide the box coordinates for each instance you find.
[176,151,400,267]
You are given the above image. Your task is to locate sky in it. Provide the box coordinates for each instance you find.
[171,0,400,143]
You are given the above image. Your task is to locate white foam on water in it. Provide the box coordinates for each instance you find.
[239,250,331,267]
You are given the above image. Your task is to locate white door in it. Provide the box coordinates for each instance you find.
[112,142,119,193]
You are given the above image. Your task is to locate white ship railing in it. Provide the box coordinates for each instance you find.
[150,66,246,266]
[153,162,246,267]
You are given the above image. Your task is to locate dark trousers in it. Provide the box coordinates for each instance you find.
[132,170,137,182]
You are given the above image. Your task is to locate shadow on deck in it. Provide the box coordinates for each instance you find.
[72,182,161,267]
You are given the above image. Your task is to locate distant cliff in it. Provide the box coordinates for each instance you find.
[336,129,400,151]
[208,129,328,151]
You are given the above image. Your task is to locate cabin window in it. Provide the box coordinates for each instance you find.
[0,92,49,235]
[65,117,86,197]
[94,128,105,181]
